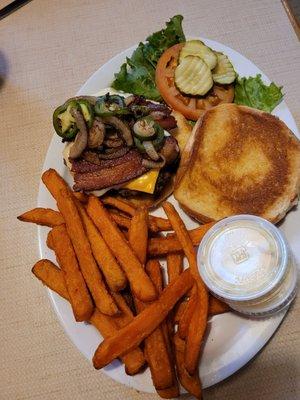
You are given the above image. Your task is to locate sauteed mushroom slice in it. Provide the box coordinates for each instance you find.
[69,108,88,159]
[88,117,105,149]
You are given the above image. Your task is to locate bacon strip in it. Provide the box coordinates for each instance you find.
[73,150,148,191]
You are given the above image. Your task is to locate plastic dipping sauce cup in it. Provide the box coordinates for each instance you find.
[197,215,297,317]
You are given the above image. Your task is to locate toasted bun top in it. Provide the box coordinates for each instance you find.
[174,103,300,223]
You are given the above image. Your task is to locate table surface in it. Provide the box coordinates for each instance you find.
[1,1,299,399]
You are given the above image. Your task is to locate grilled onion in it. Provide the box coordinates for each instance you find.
[142,155,166,169]
[102,116,133,146]
[143,141,160,160]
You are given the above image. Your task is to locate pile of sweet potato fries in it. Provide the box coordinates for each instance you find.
[18,168,229,399]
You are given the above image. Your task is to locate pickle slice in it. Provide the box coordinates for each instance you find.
[212,52,236,84]
[179,40,217,70]
[175,55,213,96]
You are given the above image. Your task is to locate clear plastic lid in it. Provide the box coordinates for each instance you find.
[227,255,297,316]
[197,215,289,302]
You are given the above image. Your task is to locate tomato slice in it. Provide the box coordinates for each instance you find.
[155,44,234,121]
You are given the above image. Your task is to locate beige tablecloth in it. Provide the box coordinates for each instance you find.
[1,1,299,399]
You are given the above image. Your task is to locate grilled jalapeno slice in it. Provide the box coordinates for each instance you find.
[133,116,158,141]
[95,94,129,117]
[53,99,94,139]
[78,99,94,128]
[53,100,79,139]
[134,127,165,153]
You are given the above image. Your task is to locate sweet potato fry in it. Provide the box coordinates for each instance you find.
[90,310,145,375]
[46,230,54,250]
[173,333,202,399]
[150,263,173,355]
[128,208,148,265]
[51,225,94,321]
[103,292,147,375]
[109,210,131,229]
[148,216,172,232]
[157,386,180,399]
[173,300,187,323]
[110,292,135,327]
[163,202,208,376]
[162,203,205,280]
[144,325,174,390]
[17,208,64,227]
[128,221,174,391]
[166,247,184,338]
[103,196,136,215]
[72,191,88,203]
[175,296,229,321]
[103,196,172,232]
[148,222,215,256]
[141,260,174,390]
[93,269,194,369]
[145,259,163,292]
[32,259,144,375]
[178,285,198,339]
[185,286,208,375]
[76,203,127,292]
[57,188,118,316]
[32,259,69,299]
[42,168,71,199]
[209,296,230,315]
[166,251,183,284]
[146,260,179,396]
[87,196,156,302]
[42,169,88,205]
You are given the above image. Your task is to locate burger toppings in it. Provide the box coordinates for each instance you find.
[53,93,179,193]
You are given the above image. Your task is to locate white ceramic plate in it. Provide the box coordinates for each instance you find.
[37,38,299,393]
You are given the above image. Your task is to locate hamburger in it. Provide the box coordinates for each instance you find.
[53,92,180,208]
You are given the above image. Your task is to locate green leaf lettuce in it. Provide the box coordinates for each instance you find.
[234,74,283,113]
[111,15,185,101]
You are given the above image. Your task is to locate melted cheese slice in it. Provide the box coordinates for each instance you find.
[122,170,159,194]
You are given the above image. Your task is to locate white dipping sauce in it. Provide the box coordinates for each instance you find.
[197,215,297,317]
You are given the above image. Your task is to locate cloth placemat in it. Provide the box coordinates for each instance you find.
[0,1,299,399]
